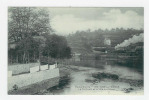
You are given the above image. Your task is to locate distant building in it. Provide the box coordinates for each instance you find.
[92,37,114,54]
[72,52,81,61]
[104,38,111,46]
[92,47,106,54]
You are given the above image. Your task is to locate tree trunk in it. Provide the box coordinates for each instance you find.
[11,54,12,64]
[28,52,30,63]
[48,52,49,69]
[16,53,18,63]
[23,51,26,63]
[34,52,36,62]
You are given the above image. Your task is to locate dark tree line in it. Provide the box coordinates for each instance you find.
[42,34,71,59]
[67,28,143,54]
[8,7,71,64]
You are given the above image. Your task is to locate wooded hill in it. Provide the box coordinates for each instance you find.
[66,28,143,54]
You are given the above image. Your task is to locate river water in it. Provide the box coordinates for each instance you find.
[44,61,143,95]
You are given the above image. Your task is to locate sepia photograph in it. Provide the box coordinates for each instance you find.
[8,7,144,95]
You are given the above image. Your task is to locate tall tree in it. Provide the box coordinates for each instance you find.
[8,7,52,63]
[8,7,52,42]
[43,34,71,59]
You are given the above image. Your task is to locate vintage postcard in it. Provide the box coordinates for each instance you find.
[8,7,144,95]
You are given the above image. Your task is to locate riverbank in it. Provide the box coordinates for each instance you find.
[46,64,144,95]
[8,77,59,95]
[8,64,75,95]
[8,67,59,95]
[8,64,144,95]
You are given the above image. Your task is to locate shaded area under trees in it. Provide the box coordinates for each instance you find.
[8,7,71,64]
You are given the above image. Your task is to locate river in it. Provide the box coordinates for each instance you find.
[42,61,143,95]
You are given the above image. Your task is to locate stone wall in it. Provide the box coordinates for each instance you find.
[8,68,60,91]
[30,66,40,73]
[40,64,48,71]
[8,63,40,75]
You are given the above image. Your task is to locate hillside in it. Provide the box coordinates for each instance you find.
[66,28,143,54]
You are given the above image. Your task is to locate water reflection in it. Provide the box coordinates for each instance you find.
[46,60,143,95]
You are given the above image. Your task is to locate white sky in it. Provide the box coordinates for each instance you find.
[47,8,143,35]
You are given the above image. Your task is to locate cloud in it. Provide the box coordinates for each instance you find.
[50,9,143,35]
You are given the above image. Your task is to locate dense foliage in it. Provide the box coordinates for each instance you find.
[42,34,71,59]
[67,28,143,54]
[8,7,71,64]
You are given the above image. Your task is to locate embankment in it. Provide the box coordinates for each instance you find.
[8,63,40,75]
[8,68,59,95]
